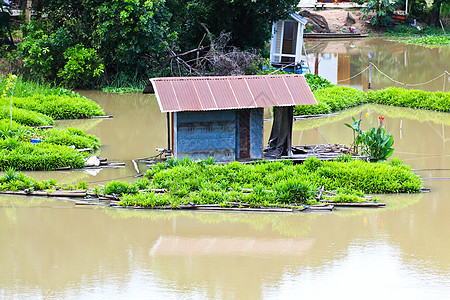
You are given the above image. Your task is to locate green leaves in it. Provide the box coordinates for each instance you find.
[345,116,395,162]
[58,44,104,88]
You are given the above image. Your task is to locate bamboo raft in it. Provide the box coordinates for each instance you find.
[0,185,386,212]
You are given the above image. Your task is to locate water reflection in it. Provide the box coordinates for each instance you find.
[1,40,450,297]
[305,38,450,92]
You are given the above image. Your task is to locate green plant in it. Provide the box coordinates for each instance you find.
[58,44,104,88]
[345,116,394,162]
[362,0,400,27]
[304,74,332,91]
[275,179,316,203]
[103,181,137,196]
[77,181,89,190]
[42,128,100,150]
[405,36,450,47]
[1,73,18,126]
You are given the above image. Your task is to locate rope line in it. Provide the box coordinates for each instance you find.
[369,63,408,85]
[336,65,370,83]
[335,62,449,88]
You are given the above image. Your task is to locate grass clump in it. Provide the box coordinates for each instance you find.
[0,142,85,170]
[294,86,366,115]
[0,120,99,171]
[41,128,100,150]
[295,86,450,116]
[366,88,450,112]
[0,105,54,126]
[116,157,422,208]
[12,95,104,119]
[0,168,57,191]
[0,76,103,171]
[104,181,139,196]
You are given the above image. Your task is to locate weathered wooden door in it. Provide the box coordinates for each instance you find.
[238,109,251,159]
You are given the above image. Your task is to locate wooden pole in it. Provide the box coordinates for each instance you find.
[444,65,447,92]
[368,63,373,90]
[167,112,171,151]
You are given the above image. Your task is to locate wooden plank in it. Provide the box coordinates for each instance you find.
[332,202,386,208]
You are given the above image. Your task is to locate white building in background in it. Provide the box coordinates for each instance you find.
[270,13,308,67]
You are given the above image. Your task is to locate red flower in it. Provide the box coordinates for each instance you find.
[378,116,385,120]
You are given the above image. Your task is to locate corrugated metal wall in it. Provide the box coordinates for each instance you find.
[174,109,264,162]
[174,110,236,161]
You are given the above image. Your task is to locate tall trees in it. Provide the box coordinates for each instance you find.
[166,0,300,52]
[429,0,444,27]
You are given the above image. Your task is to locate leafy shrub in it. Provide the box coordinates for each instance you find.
[58,44,104,88]
[19,25,75,82]
[304,73,332,91]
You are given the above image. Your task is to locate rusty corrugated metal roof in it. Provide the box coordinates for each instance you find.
[150,74,317,112]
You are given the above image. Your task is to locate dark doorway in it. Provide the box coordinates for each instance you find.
[238,109,251,158]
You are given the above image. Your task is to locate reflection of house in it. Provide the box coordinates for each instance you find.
[270,13,307,67]
[148,75,316,161]
[150,236,314,256]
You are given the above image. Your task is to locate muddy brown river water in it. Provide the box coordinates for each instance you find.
[1,39,449,299]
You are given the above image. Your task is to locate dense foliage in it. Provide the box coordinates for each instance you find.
[362,0,399,27]
[117,157,422,208]
[166,0,300,51]
[294,86,450,116]
[9,0,300,87]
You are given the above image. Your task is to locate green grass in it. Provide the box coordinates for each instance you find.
[0,142,85,170]
[294,86,450,116]
[0,76,103,171]
[294,86,367,116]
[0,169,57,191]
[41,128,100,150]
[116,157,422,208]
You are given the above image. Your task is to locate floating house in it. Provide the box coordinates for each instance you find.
[270,13,308,68]
[147,75,317,162]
